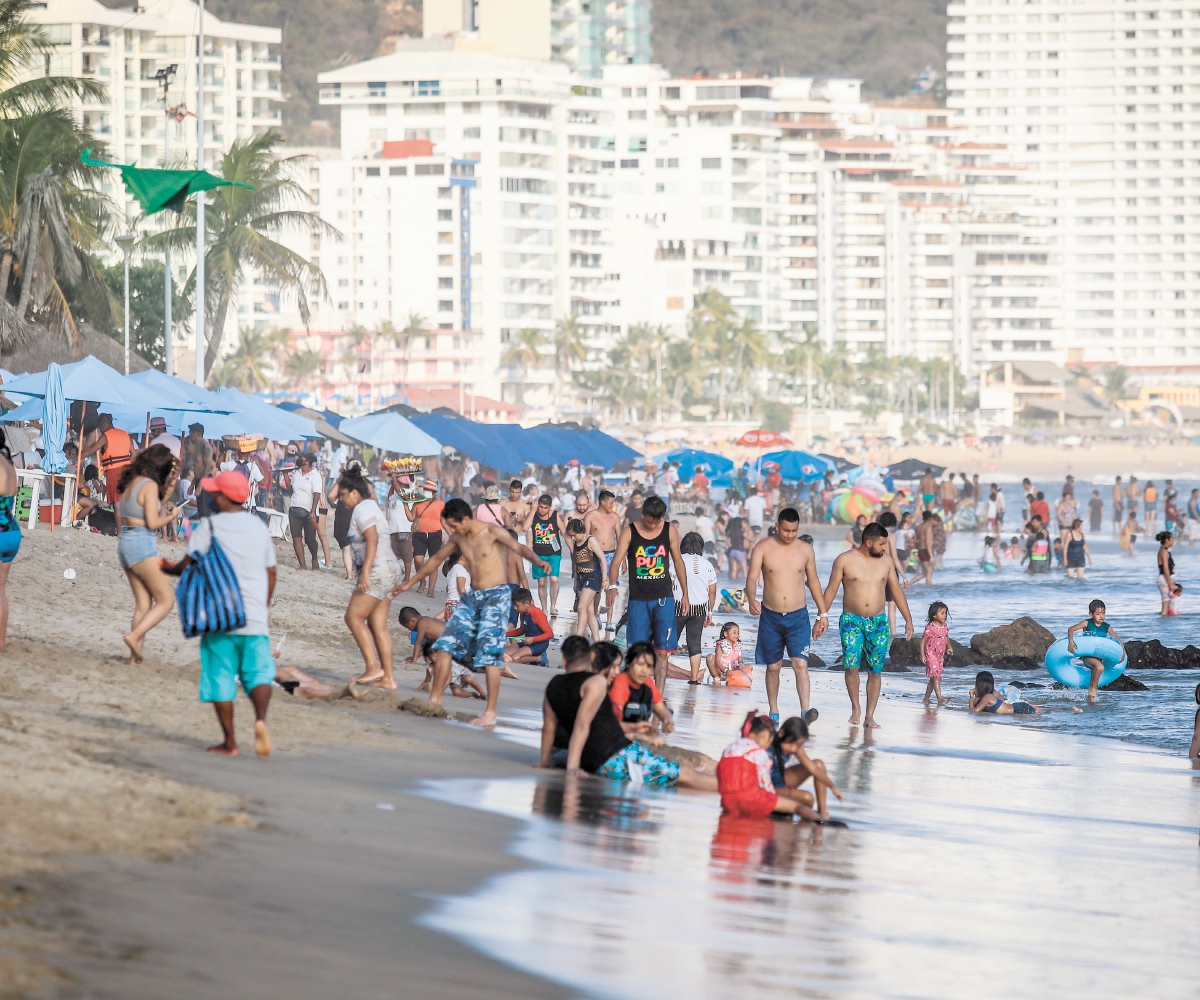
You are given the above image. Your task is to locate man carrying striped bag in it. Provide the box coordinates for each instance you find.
[177,469,278,757]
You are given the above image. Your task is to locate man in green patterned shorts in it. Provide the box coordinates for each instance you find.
[822,522,915,729]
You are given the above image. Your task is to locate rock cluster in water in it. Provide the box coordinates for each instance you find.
[1123,640,1200,670]
[887,636,971,669]
[969,617,1056,665]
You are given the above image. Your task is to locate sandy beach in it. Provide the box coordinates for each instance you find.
[1,520,1198,998]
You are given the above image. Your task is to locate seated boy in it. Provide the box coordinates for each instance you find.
[504,587,554,663]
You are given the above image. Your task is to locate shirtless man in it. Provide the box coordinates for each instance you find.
[395,498,549,726]
[746,507,829,721]
[822,521,915,729]
[500,478,530,532]
[585,489,621,628]
[182,424,214,483]
[907,510,936,588]
[918,468,938,511]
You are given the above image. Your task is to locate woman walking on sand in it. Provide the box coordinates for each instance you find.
[339,463,402,689]
[0,430,21,649]
[116,445,178,663]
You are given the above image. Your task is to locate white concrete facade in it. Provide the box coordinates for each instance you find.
[946,0,1200,375]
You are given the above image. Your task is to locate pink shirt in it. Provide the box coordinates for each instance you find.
[923,622,949,668]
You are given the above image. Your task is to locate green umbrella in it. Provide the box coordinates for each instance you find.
[81,148,253,214]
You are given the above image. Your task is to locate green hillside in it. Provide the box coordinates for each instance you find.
[199,0,943,142]
[651,0,947,98]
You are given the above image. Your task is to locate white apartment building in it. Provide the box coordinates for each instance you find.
[27,0,282,182]
[946,0,1200,376]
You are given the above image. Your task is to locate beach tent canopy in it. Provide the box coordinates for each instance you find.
[818,453,861,475]
[408,413,527,473]
[760,450,830,483]
[653,448,733,481]
[1,356,148,406]
[214,387,320,440]
[884,458,946,481]
[277,400,346,428]
[275,405,357,445]
[522,423,641,468]
[338,412,441,456]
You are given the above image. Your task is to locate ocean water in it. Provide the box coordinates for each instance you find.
[418,675,1200,999]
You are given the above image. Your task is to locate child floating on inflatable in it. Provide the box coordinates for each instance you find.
[1066,599,1127,703]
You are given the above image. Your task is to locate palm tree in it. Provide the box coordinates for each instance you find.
[213,326,272,392]
[501,327,546,405]
[263,326,292,390]
[1104,365,1129,400]
[285,347,325,388]
[0,0,106,116]
[394,311,428,355]
[139,130,340,381]
[687,289,739,419]
[552,314,587,402]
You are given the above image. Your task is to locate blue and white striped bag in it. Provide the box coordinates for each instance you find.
[178,536,246,637]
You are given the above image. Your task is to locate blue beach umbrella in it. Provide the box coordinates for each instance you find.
[338,412,442,456]
[759,450,830,483]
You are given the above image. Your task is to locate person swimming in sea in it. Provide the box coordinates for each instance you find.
[1066,598,1127,703]
[980,536,1002,574]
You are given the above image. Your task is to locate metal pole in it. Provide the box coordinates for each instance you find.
[948,358,955,432]
[123,250,130,375]
[164,113,172,377]
[194,0,206,386]
[805,349,812,447]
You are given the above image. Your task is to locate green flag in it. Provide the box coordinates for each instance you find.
[81,148,254,214]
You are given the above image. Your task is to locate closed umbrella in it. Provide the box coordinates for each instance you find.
[42,363,68,532]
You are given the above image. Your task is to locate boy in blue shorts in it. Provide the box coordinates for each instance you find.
[822,521,914,729]
[505,587,554,663]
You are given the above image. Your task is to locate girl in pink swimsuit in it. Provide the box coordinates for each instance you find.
[920,601,950,707]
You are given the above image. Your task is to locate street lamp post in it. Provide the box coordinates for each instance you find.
[154,63,177,376]
[195,0,206,387]
[115,233,136,375]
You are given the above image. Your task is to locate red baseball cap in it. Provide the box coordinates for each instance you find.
[200,469,250,504]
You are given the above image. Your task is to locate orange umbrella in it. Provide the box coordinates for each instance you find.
[736,429,793,448]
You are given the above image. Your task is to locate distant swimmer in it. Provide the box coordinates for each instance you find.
[822,522,914,729]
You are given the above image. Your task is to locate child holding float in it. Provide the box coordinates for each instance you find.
[717,711,843,822]
[706,622,752,687]
[1065,599,1127,703]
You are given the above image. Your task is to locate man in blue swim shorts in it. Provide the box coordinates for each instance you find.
[822,521,915,729]
[747,507,830,721]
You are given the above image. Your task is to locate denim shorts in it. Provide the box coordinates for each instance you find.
[118,525,159,569]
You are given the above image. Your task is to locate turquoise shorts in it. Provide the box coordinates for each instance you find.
[839,611,891,674]
[532,553,561,579]
[199,633,276,702]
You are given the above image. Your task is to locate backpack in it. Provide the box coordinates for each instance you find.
[178,535,246,637]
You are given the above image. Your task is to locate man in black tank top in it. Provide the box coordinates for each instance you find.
[521,493,567,617]
[606,494,690,690]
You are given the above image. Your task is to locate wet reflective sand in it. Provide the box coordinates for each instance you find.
[418,672,1200,999]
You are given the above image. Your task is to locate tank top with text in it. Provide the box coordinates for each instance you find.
[531,515,561,556]
[627,521,673,600]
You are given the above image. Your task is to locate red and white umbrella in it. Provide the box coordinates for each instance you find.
[735,429,793,448]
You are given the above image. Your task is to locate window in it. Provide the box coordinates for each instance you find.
[463,126,481,138]
[367,81,386,97]
[663,87,680,99]
[439,277,454,289]
[702,157,721,169]
[620,158,638,168]
[438,209,453,220]
[389,165,406,175]
[628,137,647,153]
[369,104,386,116]
[414,163,445,175]
[628,109,646,120]
[365,166,380,176]
[438,300,453,311]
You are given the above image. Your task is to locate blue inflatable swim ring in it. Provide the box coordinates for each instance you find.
[1043,635,1126,688]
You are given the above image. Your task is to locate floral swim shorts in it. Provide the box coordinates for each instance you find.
[595,741,681,786]
[839,611,891,674]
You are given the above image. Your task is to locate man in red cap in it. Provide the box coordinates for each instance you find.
[172,469,278,757]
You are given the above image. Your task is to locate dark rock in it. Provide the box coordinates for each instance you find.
[882,661,910,672]
[1012,681,1046,688]
[1101,673,1149,692]
[807,652,826,671]
[991,655,1040,672]
[970,616,1056,664]
[888,636,973,669]
[1124,640,1200,670]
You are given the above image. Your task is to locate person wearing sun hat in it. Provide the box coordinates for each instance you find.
[169,469,278,758]
[404,478,446,598]
[476,483,507,528]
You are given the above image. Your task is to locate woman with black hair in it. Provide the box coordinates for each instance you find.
[769,715,842,820]
[338,463,401,689]
[0,429,19,649]
[1189,683,1200,761]
[673,530,716,683]
[1157,531,1180,616]
[116,444,178,663]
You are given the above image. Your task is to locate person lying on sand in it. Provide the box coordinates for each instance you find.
[969,670,1083,716]
[273,664,339,700]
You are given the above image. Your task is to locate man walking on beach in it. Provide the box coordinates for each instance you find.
[585,490,621,631]
[606,494,689,691]
[823,522,914,729]
[746,507,829,720]
[396,498,549,726]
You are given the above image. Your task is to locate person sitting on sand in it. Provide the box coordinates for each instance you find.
[716,712,828,820]
[706,621,745,684]
[1066,598,1127,703]
[608,641,675,736]
[545,643,717,789]
[769,715,842,820]
[969,671,1042,715]
[504,587,554,663]
[168,470,277,757]
[396,498,549,726]
[539,635,596,768]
